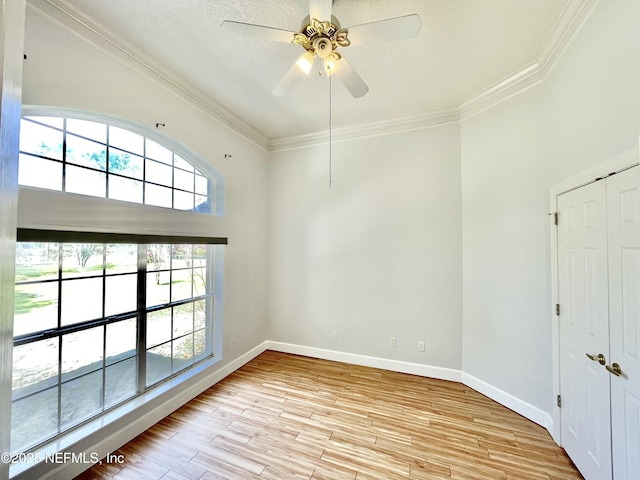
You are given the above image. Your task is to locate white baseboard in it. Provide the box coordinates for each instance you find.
[461,372,554,432]
[266,341,463,382]
[267,341,553,435]
[32,340,555,480]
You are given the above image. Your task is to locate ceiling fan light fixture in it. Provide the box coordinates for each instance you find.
[295,51,315,74]
[324,53,341,76]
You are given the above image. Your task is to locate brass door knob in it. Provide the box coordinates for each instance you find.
[586,353,606,365]
[605,363,622,377]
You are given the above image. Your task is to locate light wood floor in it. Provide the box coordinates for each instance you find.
[75,351,583,479]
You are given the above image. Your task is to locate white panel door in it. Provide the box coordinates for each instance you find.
[558,180,612,480]
[606,166,640,480]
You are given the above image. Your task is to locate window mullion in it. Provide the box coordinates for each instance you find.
[56,243,63,435]
[105,129,110,199]
[56,335,62,438]
[206,245,214,356]
[61,118,67,192]
[169,247,174,374]
[142,137,147,205]
[136,245,147,394]
[101,246,107,410]
[171,153,175,209]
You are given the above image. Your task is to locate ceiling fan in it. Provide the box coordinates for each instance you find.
[221,0,421,98]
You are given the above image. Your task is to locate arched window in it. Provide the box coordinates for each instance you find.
[11,109,225,458]
[18,113,215,213]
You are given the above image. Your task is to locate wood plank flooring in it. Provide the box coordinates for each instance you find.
[74,351,583,479]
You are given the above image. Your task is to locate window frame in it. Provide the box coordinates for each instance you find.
[18,107,224,216]
[11,108,226,476]
[11,229,226,453]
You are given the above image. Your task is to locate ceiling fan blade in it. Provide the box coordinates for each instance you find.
[220,20,296,43]
[273,57,311,96]
[309,0,332,21]
[333,56,369,98]
[345,14,422,46]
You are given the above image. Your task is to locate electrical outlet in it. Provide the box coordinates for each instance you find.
[331,330,337,340]
[231,337,236,349]
[418,340,425,352]
[390,337,397,348]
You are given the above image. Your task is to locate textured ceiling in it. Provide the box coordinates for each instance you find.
[41,0,573,144]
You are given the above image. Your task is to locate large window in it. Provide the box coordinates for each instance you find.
[12,110,225,459]
[18,115,213,212]
[12,233,219,453]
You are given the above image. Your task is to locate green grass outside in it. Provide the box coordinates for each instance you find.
[14,291,55,315]
[16,263,116,282]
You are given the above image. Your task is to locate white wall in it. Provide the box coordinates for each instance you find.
[268,124,463,369]
[461,0,640,414]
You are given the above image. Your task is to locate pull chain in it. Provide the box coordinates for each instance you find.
[329,71,332,188]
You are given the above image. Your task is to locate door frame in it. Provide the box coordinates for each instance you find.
[549,143,639,445]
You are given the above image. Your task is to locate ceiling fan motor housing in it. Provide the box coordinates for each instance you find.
[294,16,350,57]
[313,37,333,58]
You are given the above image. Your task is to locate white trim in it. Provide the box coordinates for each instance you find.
[551,148,639,196]
[458,62,545,120]
[536,0,601,72]
[549,145,640,445]
[461,372,554,432]
[266,341,462,382]
[549,188,562,445]
[267,342,553,433]
[268,108,461,152]
[21,339,569,479]
[459,0,600,121]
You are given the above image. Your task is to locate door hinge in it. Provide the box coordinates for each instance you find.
[557,395,562,408]
[554,212,558,225]
[555,304,560,316]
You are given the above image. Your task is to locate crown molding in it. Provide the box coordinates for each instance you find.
[271,0,601,147]
[29,0,270,152]
[458,0,601,120]
[537,0,601,71]
[268,107,461,152]
[457,62,545,120]
[30,0,600,152]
